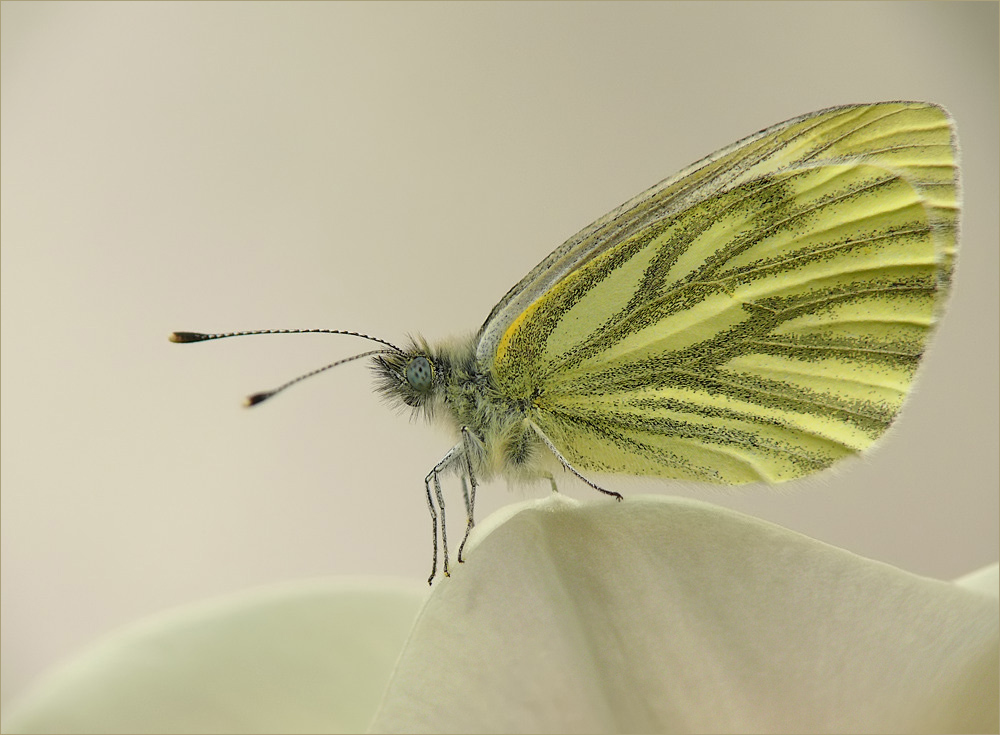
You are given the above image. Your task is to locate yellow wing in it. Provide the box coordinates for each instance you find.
[485,102,959,484]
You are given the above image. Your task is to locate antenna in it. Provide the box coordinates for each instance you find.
[169,329,403,352]
[169,329,404,405]
[243,350,397,406]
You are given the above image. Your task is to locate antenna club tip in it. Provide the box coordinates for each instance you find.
[170,331,209,343]
[244,392,272,407]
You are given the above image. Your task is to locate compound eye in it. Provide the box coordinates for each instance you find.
[404,356,433,392]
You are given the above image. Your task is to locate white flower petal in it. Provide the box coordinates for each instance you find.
[373,495,999,734]
[954,562,999,597]
[6,499,995,735]
[3,579,426,734]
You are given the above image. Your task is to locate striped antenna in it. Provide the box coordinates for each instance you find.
[243,350,397,406]
[169,329,404,406]
[169,329,403,352]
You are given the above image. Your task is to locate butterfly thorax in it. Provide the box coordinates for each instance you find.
[372,334,547,482]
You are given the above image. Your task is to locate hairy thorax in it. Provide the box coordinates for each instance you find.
[373,333,552,484]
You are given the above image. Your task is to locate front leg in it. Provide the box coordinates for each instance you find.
[457,426,480,564]
[424,443,463,585]
[423,470,448,585]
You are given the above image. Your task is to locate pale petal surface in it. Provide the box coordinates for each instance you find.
[373,496,998,734]
[4,498,996,734]
[3,580,427,734]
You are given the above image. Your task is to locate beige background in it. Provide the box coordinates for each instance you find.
[2,1,997,710]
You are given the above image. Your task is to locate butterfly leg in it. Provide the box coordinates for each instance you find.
[423,469,447,585]
[424,444,466,583]
[456,427,479,564]
[532,423,623,501]
[460,476,472,518]
[432,472,449,579]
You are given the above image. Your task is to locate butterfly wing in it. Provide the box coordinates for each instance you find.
[479,102,959,484]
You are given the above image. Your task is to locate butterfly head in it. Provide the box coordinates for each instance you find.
[371,334,478,418]
[373,348,438,410]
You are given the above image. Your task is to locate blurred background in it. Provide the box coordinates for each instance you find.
[2,1,997,711]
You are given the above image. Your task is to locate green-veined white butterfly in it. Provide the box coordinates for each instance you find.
[172,101,960,584]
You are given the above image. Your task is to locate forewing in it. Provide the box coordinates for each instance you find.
[485,102,958,484]
[477,103,957,363]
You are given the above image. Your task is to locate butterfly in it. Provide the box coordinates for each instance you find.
[172,102,960,584]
